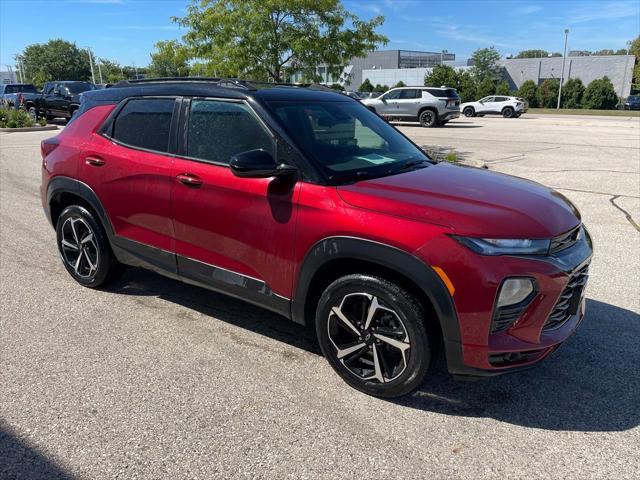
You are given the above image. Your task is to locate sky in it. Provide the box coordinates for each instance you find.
[1,0,639,69]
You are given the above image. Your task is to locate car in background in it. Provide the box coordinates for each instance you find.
[36,81,96,120]
[460,96,527,118]
[621,95,640,110]
[0,84,42,116]
[361,86,460,127]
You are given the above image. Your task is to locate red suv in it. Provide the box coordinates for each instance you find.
[41,78,592,397]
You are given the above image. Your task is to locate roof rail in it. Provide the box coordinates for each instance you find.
[112,77,256,90]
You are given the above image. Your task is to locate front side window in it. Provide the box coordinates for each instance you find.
[481,97,495,103]
[186,100,274,165]
[267,100,429,182]
[382,90,402,100]
[112,98,175,153]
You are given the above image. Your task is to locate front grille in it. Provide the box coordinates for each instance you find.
[544,264,589,330]
[550,225,581,254]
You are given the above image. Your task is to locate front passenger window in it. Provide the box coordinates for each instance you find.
[186,100,274,165]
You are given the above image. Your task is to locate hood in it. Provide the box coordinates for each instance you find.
[337,162,580,238]
[71,94,82,103]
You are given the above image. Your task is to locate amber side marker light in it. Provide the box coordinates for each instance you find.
[433,266,455,296]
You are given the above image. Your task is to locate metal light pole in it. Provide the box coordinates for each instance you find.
[557,29,569,109]
[86,48,96,84]
[97,58,104,84]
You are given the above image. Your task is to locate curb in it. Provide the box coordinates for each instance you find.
[0,125,58,133]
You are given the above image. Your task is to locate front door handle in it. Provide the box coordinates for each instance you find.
[85,156,106,167]
[176,173,203,188]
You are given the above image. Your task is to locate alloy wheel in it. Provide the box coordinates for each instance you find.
[327,293,411,384]
[60,216,100,279]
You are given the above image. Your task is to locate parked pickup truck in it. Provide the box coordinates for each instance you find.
[0,84,42,114]
[37,81,96,120]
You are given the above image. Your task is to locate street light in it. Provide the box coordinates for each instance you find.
[85,47,96,84]
[557,29,569,109]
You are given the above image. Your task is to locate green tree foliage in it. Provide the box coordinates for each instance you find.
[516,49,549,59]
[561,78,585,108]
[423,64,458,88]
[476,76,496,99]
[329,83,344,90]
[582,76,618,109]
[456,70,477,102]
[174,0,388,82]
[358,78,374,92]
[392,80,406,88]
[149,40,190,77]
[495,81,510,95]
[629,36,640,93]
[17,39,91,88]
[97,59,126,84]
[537,78,559,108]
[517,80,538,107]
[375,84,389,92]
[470,46,502,82]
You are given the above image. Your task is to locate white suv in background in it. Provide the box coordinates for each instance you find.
[460,96,528,118]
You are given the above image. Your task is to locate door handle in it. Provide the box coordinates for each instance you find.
[176,173,203,188]
[85,156,106,167]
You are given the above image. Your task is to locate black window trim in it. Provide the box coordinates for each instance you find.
[99,95,181,157]
[175,96,277,169]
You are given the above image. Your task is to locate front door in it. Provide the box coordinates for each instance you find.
[171,98,299,310]
[377,89,402,116]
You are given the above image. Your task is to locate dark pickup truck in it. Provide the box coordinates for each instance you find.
[37,81,96,120]
[0,84,42,113]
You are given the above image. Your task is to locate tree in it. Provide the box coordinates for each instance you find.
[149,40,190,77]
[17,39,91,88]
[375,84,389,92]
[424,64,458,88]
[537,78,559,108]
[329,83,344,90]
[456,70,477,102]
[629,36,640,93]
[476,76,496,99]
[392,80,406,88]
[97,59,126,84]
[516,49,549,59]
[174,0,387,82]
[470,47,502,82]
[561,78,585,108]
[495,81,510,95]
[517,80,538,107]
[583,76,618,109]
[359,78,374,92]
[614,48,628,55]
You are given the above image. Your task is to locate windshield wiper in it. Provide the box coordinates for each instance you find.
[393,159,431,173]
[329,170,376,184]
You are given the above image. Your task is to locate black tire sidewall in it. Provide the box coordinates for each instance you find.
[316,275,431,398]
[55,205,114,288]
[419,110,437,127]
[463,107,474,117]
[503,107,514,118]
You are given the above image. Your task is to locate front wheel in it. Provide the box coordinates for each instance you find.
[56,205,124,288]
[316,275,431,398]
[418,109,437,128]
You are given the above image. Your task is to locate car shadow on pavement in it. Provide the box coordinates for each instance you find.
[398,298,640,432]
[0,424,75,480]
[107,271,639,432]
[392,122,483,128]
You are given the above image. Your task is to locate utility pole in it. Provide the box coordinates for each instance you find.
[97,58,104,84]
[86,48,96,84]
[557,29,569,109]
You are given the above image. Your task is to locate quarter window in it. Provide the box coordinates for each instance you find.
[112,98,175,153]
[186,100,274,165]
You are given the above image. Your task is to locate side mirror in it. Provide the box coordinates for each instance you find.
[230,149,297,179]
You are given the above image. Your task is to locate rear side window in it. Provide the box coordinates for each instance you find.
[426,88,459,98]
[112,98,175,153]
[186,100,274,165]
[399,89,420,99]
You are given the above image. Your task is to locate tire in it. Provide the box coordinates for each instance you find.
[316,274,431,398]
[46,113,55,121]
[27,106,37,120]
[502,107,515,118]
[418,109,437,128]
[56,205,124,288]
[463,107,475,117]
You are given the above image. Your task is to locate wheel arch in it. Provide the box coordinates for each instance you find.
[418,105,438,117]
[292,237,461,354]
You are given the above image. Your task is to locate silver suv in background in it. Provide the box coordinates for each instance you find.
[361,86,461,127]
[460,96,528,118]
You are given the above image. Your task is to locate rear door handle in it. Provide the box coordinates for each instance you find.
[176,173,203,188]
[85,156,106,167]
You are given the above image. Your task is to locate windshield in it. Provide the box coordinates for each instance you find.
[628,95,640,102]
[66,82,95,94]
[267,100,430,182]
[5,84,38,94]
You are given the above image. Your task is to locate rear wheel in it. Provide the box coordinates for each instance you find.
[463,107,475,117]
[316,275,431,398]
[502,107,515,118]
[418,109,437,128]
[56,205,124,288]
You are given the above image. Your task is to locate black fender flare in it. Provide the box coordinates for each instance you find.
[291,236,463,366]
[46,176,115,239]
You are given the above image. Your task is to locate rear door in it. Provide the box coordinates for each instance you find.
[170,98,299,306]
[81,97,177,263]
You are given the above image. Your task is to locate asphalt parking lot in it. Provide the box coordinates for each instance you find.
[1,113,639,479]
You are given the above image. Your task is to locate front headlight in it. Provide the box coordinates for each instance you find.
[454,236,550,255]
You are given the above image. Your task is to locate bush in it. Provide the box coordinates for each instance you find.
[561,78,585,108]
[582,76,618,109]
[0,107,35,128]
[495,81,511,95]
[392,80,406,88]
[375,84,389,92]
[517,80,539,107]
[358,78,374,92]
[537,79,560,108]
[329,83,344,91]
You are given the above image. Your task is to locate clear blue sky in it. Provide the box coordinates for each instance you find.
[1,0,638,69]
